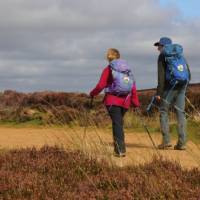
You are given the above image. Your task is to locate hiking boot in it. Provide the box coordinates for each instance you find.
[113,152,126,157]
[174,144,186,150]
[158,143,172,150]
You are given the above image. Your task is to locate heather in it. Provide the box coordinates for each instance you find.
[0,146,200,199]
[0,83,199,126]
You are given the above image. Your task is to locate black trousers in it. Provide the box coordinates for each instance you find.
[106,105,127,154]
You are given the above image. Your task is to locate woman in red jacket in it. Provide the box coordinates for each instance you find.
[90,48,140,157]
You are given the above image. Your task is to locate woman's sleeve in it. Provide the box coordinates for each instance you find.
[131,83,140,107]
[90,67,110,97]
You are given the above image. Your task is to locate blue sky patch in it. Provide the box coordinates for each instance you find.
[160,0,200,18]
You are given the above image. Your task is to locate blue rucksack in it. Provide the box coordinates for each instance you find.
[163,44,189,86]
[105,59,134,95]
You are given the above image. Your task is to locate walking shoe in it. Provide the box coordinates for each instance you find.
[158,143,172,150]
[113,152,126,157]
[174,144,186,150]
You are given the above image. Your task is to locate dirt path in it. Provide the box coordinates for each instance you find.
[0,126,200,169]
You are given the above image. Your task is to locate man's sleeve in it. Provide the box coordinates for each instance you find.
[157,54,166,97]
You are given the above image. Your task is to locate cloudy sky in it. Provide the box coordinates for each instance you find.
[0,0,199,93]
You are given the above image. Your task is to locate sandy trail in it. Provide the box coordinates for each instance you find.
[0,126,200,169]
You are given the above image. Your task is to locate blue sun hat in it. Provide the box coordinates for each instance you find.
[154,37,172,46]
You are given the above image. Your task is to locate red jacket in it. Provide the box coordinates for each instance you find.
[90,66,140,109]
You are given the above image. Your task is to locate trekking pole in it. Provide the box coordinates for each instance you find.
[185,96,200,117]
[146,96,156,113]
[162,98,192,118]
[89,97,94,109]
[135,108,158,151]
[146,96,160,113]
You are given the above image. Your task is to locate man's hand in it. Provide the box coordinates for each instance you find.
[155,95,161,101]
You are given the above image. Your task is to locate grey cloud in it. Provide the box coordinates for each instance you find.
[0,0,199,92]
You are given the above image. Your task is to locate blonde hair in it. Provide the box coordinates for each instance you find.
[106,48,120,62]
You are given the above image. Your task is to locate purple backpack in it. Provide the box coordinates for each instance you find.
[105,59,134,95]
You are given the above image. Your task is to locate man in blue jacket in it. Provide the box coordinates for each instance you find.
[154,37,191,150]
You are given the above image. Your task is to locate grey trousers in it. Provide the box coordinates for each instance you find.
[160,85,187,146]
